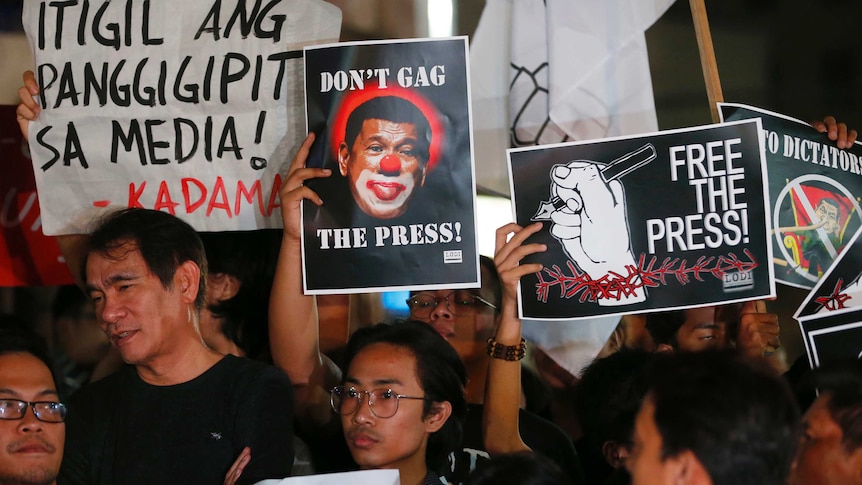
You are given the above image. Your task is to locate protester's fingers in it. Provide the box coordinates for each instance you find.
[16,102,35,121]
[837,122,849,147]
[287,133,316,173]
[847,128,858,146]
[23,70,38,93]
[279,181,326,211]
[18,85,39,113]
[497,245,545,279]
[16,105,35,126]
[767,334,781,349]
[496,222,542,257]
[499,260,544,286]
[282,167,331,195]
[504,222,542,252]
[494,223,527,261]
[15,104,35,142]
[822,116,838,139]
[740,299,766,315]
[223,447,251,485]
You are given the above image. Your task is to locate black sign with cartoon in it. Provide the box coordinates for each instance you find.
[508,120,774,320]
[302,38,479,293]
[719,103,862,290]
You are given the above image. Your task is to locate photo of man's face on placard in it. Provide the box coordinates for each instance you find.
[337,96,432,219]
[302,38,478,293]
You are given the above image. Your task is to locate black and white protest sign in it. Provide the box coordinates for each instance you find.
[719,103,862,289]
[508,119,774,320]
[301,38,479,294]
[797,308,862,368]
[23,0,340,234]
[795,226,862,319]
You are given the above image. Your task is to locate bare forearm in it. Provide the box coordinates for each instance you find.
[268,236,338,388]
[483,298,529,454]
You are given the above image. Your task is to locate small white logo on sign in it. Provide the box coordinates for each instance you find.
[443,250,462,264]
[210,432,222,441]
[722,271,754,292]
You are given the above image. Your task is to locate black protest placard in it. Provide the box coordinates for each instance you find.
[508,120,774,320]
[301,38,479,294]
[719,103,862,290]
[798,308,862,368]
[23,0,340,234]
[795,227,862,318]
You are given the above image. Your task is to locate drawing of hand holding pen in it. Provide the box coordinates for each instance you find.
[533,144,656,306]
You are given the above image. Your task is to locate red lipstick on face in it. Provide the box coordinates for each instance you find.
[366,181,406,201]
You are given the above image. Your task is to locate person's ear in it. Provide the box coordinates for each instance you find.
[338,142,350,176]
[419,162,427,187]
[656,343,675,353]
[424,401,452,433]
[208,273,241,302]
[175,261,201,305]
[601,441,629,469]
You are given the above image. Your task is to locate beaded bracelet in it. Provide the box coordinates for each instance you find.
[486,337,527,361]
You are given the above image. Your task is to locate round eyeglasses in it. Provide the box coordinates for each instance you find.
[0,399,67,423]
[405,290,497,318]
[330,386,427,419]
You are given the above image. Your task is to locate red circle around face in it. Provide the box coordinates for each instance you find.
[329,85,443,172]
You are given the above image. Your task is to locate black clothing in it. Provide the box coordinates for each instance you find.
[444,404,585,485]
[60,355,295,485]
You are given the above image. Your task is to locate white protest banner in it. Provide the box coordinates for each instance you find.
[23,0,340,235]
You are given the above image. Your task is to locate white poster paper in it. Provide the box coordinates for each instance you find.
[23,0,340,234]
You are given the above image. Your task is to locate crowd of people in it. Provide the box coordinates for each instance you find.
[3,69,862,485]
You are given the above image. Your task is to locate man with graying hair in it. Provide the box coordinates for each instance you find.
[61,208,295,485]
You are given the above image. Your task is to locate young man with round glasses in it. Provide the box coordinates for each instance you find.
[0,324,66,485]
[328,321,467,484]
[271,135,580,484]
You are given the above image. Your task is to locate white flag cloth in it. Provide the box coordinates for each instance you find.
[471,0,675,195]
[523,316,620,377]
[470,0,675,370]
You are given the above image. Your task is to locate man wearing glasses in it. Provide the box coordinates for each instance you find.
[0,325,66,485]
[329,322,467,484]
[403,263,500,405]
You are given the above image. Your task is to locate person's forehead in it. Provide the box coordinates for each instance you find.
[682,307,716,327]
[0,353,57,397]
[85,243,150,281]
[347,343,420,387]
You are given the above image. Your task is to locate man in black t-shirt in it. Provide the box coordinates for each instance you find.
[60,209,294,485]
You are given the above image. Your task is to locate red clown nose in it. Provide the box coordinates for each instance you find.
[379,154,402,174]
